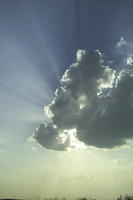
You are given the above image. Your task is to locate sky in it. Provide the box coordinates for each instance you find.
[1,0,133,199]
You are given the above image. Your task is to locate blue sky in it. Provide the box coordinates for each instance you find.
[1,0,133,198]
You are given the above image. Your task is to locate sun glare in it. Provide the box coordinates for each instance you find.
[67,128,87,151]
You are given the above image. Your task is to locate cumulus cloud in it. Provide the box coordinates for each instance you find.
[31,40,133,151]
[115,37,133,68]
[116,37,127,48]
[127,57,133,66]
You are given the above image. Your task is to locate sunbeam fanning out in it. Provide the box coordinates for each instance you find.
[0,39,54,144]
[24,7,61,81]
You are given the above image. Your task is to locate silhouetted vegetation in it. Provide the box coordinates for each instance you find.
[1,195,133,200]
[117,195,133,200]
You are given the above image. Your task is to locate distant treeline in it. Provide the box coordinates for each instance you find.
[1,195,133,200]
